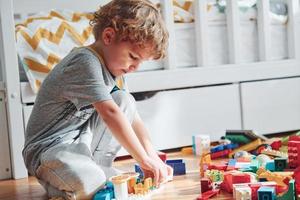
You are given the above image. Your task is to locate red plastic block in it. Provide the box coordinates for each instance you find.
[208,164,228,171]
[201,178,212,193]
[232,174,251,184]
[197,189,219,200]
[157,151,167,162]
[211,149,231,159]
[270,141,282,150]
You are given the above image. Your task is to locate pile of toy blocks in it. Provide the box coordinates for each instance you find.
[197,130,300,200]
[93,151,185,200]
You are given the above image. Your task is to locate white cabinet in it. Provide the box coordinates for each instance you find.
[134,84,242,150]
[241,77,300,134]
[0,84,12,180]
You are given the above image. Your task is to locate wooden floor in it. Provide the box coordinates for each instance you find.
[0,153,233,200]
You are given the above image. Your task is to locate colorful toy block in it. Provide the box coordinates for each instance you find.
[192,135,210,156]
[200,178,212,193]
[205,170,224,183]
[211,149,231,159]
[270,140,282,150]
[265,161,275,172]
[225,130,267,144]
[134,164,144,179]
[196,189,219,200]
[166,159,186,175]
[261,149,288,158]
[235,186,251,200]
[157,151,167,162]
[288,140,300,168]
[210,143,238,153]
[257,186,275,200]
[256,168,291,187]
[276,179,295,200]
[229,139,262,158]
[200,153,211,177]
[93,182,115,200]
[220,172,251,193]
[274,157,287,171]
[181,146,193,155]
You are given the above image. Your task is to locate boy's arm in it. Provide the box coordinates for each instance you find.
[93,100,168,185]
[131,113,160,159]
[132,113,173,179]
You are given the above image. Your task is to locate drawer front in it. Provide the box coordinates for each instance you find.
[241,77,300,134]
[133,84,242,150]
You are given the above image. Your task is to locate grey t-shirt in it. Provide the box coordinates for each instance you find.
[23,47,121,175]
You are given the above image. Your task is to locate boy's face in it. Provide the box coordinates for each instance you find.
[101,28,154,77]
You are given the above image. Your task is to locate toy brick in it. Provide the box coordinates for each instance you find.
[232,173,251,185]
[134,164,144,179]
[276,179,295,200]
[257,186,275,200]
[220,173,233,193]
[200,178,212,193]
[235,186,251,200]
[157,151,167,162]
[181,147,193,155]
[211,149,231,159]
[166,159,186,175]
[93,182,115,200]
[208,164,228,171]
[227,159,237,170]
[192,135,210,156]
[265,161,275,172]
[196,189,219,200]
[261,149,288,158]
[250,160,259,173]
[210,145,224,153]
[229,139,262,158]
[274,158,287,171]
[271,140,282,150]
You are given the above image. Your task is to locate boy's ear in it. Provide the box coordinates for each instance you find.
[102,27,116,45]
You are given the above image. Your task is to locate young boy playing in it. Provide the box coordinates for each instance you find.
[22,0,173,199]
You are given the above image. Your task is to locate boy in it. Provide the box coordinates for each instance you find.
[22,0,173,199]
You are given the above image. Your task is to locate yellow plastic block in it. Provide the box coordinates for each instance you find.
[229,139,262,158]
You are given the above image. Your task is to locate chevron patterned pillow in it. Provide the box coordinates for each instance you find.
[16,10,95,93]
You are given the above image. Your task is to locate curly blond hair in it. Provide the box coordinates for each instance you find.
[90,0,168,59]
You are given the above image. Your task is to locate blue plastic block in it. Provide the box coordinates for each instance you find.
[225,143,238,150]
[166,159,186,175]
[258,186,275,200]
[265,161,275,172]
[93,182,114,200]
[210,145,224,153]
[227,159,237,167]
[134,164,144,179]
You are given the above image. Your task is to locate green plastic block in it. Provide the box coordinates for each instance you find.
[277,179,295,200]
[274,158,287,172]
[250,160,259,173]
[225,135,251,144]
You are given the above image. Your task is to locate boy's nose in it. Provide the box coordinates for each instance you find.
[128,64,138,72]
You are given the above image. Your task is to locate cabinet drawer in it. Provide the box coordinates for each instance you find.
[241,77,300,134]
[133,84,242,150]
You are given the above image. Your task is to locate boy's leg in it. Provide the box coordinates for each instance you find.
[89,90,137,175]
[36,142,106,199]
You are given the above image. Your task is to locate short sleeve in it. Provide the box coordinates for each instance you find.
[61,51,112,109]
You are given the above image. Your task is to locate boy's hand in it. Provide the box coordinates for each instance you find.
[140,157,170,187]
[141,158,173,186]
